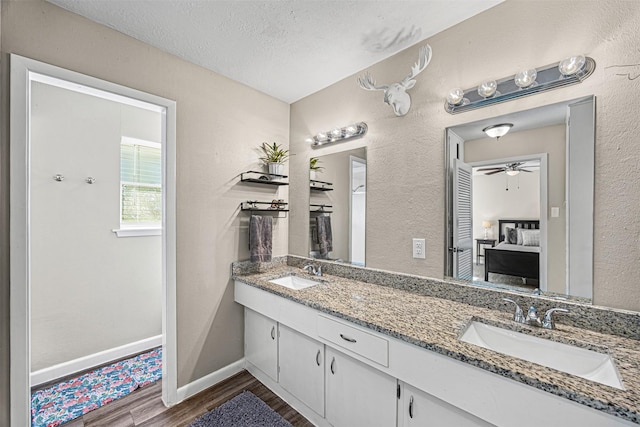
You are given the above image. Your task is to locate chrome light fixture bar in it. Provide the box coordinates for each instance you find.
[444,55,595,114]
[306,122,368,147]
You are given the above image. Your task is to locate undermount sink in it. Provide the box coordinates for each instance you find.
[269,274,320,290]
[459,321,624,390]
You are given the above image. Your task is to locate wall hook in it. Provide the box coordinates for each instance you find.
[53,174,64,182]
[86,177,96,184]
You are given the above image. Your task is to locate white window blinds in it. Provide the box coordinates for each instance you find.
[120,138,162,226]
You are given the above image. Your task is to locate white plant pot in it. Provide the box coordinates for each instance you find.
[268,162,284,179]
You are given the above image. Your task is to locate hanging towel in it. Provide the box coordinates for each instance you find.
[250,215,272,262]
[316,215,333,259]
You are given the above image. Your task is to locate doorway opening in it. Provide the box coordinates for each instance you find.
[10,55,177,427]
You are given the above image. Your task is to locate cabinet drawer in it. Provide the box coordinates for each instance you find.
[317,315,388,367]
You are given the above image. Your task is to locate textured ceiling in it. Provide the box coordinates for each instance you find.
[46,0,503,103]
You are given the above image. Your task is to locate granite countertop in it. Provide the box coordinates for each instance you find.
[234,265,640,425]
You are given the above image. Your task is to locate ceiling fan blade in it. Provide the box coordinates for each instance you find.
[477,167,504,172]
[485,170,504,175]
[519,169,534,173]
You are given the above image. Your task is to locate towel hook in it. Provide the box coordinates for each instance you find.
[53,174,64,182]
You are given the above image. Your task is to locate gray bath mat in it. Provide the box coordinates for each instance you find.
[189,390,293,427]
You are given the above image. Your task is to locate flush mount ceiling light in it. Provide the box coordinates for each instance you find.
[445,55,595,114]
[308,122,368,147]
[482,123,513,140]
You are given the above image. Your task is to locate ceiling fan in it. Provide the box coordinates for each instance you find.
[476,162,538,176]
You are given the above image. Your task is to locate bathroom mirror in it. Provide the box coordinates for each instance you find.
[445,96,595,301]
[308,148,366,265]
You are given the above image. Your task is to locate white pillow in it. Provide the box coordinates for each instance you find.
[516,228,524,245]
[522,229,540,246]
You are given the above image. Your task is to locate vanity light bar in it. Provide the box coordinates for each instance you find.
[306,122,368,147]
[444,55,595,114]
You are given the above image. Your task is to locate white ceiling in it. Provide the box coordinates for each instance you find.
[46,0,503,103]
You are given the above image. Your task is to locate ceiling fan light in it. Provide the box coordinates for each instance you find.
[506,169,520,176]
[482,123,513,139]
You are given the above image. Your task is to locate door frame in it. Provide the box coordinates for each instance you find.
[9,54,178,426]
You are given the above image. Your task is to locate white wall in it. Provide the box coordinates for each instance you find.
[30,81,162,371]
[472,170,540,261]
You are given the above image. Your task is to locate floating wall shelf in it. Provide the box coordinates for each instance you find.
[240,200,288,213]
[240,170,289,186]
[310,179,334,191]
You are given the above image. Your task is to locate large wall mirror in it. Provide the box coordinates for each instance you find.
[308,147,366,265]
[445,96,595,301]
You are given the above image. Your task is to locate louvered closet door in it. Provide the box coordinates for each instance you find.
[453,159,473,281]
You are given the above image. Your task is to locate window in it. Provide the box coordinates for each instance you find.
[120,137,162,229]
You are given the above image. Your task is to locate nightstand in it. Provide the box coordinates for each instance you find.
[475,238,496,265]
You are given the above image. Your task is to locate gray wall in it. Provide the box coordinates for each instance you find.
[289,0,640,312]
[30,81,162,371]
[1,1,290,420]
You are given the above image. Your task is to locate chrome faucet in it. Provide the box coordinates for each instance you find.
[542,308,569,329]
[502,298,525,323]
[502,298,569,330]
[525,306,541,327]
[302,263,322,276]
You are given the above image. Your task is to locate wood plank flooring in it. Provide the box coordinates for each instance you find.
[61,370,313,427]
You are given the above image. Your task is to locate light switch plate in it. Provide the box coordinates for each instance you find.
[551,207,560,217]
[413,238,426,259]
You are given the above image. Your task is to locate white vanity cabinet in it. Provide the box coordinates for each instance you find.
[244,308,278,381]
[325,347,397,427]
[398,382,495,427]
[278,324,325,416]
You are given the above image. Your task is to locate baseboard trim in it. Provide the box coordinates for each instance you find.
[176,358,245,403]
[31,335,162,387]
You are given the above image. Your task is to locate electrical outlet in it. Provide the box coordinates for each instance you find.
[413,238,426,259]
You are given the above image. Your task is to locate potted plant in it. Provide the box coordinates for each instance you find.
[259,142,289,178]
[309,157,323,180]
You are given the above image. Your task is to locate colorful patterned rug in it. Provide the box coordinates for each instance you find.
[31,347,162,427]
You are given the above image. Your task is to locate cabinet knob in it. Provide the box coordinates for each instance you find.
[270,326,276,340]
[316,349,321,366]
[330,357,336,374]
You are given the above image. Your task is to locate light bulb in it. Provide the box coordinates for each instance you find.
[305,137,314,144]
[515,69,537,88]
[559,55,586,76]
[331,128,342,138]
[316,132,328,142]
[344,125,357,136]
[477,80,497,98]
[446,88,465,105]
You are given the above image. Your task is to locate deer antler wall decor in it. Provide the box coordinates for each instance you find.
[357,44,432,117]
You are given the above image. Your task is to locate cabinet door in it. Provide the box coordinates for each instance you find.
[244,308,278,381]
[401,382,494,427]
[279,324,325,416]
[325,347,397,427]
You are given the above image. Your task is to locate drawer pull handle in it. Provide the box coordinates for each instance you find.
[330,357,336,374]
[316,349,321,366]
[409,395,414,418]
[270,326,275,340]
[340,334,357,343]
